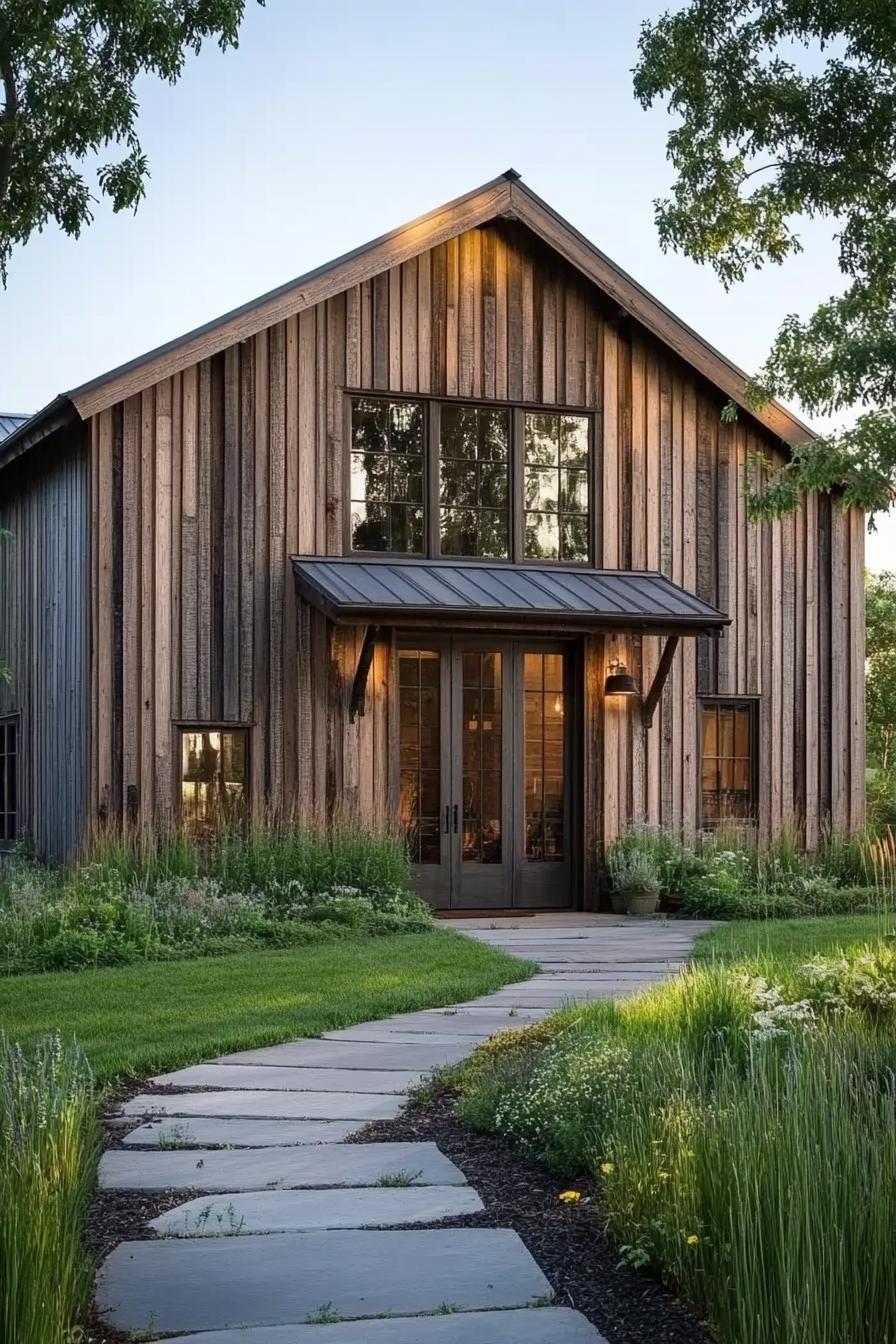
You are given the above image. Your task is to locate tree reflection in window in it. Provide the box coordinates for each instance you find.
[524,413,589,562]
[350,399,425,554]
[181,729,247,840]
[439,406,510,558]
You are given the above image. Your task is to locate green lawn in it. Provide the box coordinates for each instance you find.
[693,911,896,965]
[0,931,533,1084]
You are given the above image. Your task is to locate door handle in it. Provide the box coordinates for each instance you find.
[444,804,450,834]
[453,804,459,834]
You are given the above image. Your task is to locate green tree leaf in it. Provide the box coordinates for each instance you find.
[0,1,265,283]
[634,1,896,524]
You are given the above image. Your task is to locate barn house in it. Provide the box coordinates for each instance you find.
[0,172,865,908]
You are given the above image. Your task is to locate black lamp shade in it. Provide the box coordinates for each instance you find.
[604,665,639,697]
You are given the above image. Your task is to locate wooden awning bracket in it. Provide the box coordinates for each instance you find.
[349,625,393,723]
[641,635,681,728]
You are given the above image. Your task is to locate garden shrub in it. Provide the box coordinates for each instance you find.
[0,823,430,976]
[457,944,896,1344]
[0,1034,99,1344]
[607,824,895,920]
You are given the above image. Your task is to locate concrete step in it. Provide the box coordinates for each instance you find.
[150,1184,484,1235]
[152,1306,608,1342]
[96,1228,555,1335]
[119,1091,404,1122]
[100,1142,466,1193]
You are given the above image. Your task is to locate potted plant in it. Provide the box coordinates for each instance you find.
[606,845,661,917]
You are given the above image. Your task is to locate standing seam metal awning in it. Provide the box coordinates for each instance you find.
[290,557,729,635]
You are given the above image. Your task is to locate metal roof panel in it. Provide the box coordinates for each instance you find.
[291,557,729,633]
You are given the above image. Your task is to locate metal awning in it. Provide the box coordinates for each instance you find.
[290,556,729,636]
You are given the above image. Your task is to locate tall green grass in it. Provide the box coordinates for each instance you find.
[457,952,896,1344]
[83,816,411,893]
[0,819,421,975]
[0,1034,99,1344]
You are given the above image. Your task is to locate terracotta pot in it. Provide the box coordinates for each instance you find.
[609,891,628,915]
[622,886,660,917]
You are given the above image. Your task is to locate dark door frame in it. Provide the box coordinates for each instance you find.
[396,631,584,912]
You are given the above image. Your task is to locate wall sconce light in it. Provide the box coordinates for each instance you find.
[603,658,640,698]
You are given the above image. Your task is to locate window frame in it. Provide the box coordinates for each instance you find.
[0,714,19,852]
[697,696,759,829]
[176,723,251,836]
[344,391,599,566]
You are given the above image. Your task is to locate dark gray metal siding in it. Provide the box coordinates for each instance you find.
[0,431,89,859]
[291,557,729,631]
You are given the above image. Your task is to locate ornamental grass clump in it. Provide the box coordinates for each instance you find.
[0,1033,100,1344]
[457,947,896,1344]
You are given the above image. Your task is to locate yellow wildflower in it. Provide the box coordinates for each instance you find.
[658,1170,670,1180]
[600,1162,615,1176]
[686,1234,700,1246]
[559,1189,582,1204]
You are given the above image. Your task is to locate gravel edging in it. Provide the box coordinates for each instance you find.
[351,1088,714,1344]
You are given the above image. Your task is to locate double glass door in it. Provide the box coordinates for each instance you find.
[398,638,574,910]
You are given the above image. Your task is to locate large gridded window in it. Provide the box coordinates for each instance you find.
[0,718,18,850]
[523,413,590,562]
[349,397,593,563]
[180,729,247,840]
[700,700,757,825]
[350,399,425,554]
[439,406,510,558]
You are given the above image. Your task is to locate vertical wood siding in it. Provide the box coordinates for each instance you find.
[0,433,89,859]
[86,219,865,866]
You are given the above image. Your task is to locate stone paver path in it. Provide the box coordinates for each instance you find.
[96,915,712,1342]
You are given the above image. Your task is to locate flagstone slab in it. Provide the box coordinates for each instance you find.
[96,1229,554,1334]
[372,1011,547,1035]
[119,1091,403,1121]
[100,1142,466,1192]
[322,1028,491,1046]
[150,1184,484,1235]
[122,1118,359,1148]
[155,1306,607,1342]
[151,1064,423,1093]
[214,1041,471,1070]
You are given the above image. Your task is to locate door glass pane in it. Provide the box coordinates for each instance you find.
[398,651,441,864]
[523,653,566,862]
[461,651,502,864]
[439,406,510,558]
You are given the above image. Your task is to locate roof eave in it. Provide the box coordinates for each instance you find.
[0,396,78,471]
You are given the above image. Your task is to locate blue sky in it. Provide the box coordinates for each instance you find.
[2,0,892,568]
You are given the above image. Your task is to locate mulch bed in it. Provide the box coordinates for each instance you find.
[83,1075,713,1344]
[351,1087,714,1344]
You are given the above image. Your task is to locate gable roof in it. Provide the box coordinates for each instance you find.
[1,170,814,468]
[0,413,30,442]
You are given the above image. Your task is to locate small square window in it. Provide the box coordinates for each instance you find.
[180,728,247,840]
[699,700,757,826]
[0,717,18,850]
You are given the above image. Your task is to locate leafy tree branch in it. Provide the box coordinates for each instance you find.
[634,0,896,524]
[0,1,265,283]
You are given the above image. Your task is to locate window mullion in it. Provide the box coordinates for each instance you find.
[512,406,525,563]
